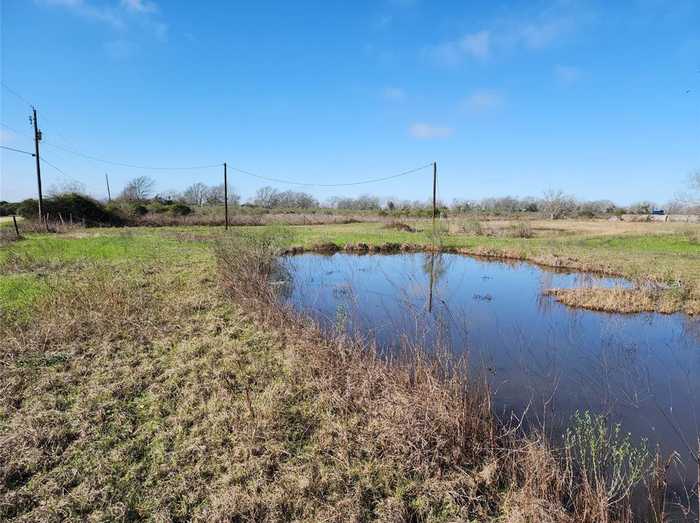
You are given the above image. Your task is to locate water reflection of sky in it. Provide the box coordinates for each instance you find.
[284,252,700,491]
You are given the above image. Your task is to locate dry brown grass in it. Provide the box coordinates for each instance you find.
[0,229,682,521]
[544,287,690,314]
[134,211,375,227]
[215,233,663,522]
[382,221,417,233]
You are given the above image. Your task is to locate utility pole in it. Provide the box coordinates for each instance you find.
[105,173,112,202]
[31,107,44,223]
[223,162,229,230]
[432,161,437,240]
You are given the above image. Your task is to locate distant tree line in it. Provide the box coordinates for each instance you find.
[5,171,699,219]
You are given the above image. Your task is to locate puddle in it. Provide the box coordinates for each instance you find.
[283,252,700,493]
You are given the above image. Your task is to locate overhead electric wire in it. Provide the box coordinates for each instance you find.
[1,81,34,108]
[41,140,222,170]
[0,122,33,138]
[229,163,434,187]
[39,157,73,179]
[4,82,435,188]
[0,145,35,157]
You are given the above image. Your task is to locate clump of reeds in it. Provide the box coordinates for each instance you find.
[214,227,664,521]
[503,221,534,238]
[215,226,293,307]
[462,219,486,236]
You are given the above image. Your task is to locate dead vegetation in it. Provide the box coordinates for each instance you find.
[0,228,694,521]
[544,286,690,314]
[133,211,370,227]
[214,231,670,522]
[382,221,416,232]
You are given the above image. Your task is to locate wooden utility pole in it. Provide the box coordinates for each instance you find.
[105,173,112,202]
[432,161,437,239]
[12,216,20,238]
[31,107,44,223]
[223,162,229,230]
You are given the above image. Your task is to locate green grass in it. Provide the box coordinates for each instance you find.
[0,222,689,520]
[1,221,698,314]
[0,231,208,268]
[0,273,49,318]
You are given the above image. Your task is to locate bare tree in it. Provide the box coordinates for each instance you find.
[120,176,155,202]
[628,201,656,215]
[206,184,240,206]
[329,194,381,210]
[689,170,700,194]
[47,180,87,197]
[182,182,209,206]
[254,186,280,208]
[541,189,576,220]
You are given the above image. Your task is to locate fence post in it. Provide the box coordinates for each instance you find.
[12,215,20,238]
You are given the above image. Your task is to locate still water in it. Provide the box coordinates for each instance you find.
[284,252,700,490]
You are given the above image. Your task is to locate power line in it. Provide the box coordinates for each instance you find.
[40,156,72,179]
[3,83,434,188]
[0,145,35,157]
[2,83,85,149]
[41,140,222,170]
[3,83,220,171]
[1,81,33,108]
[229,163,434,187]
[1,121,33,139]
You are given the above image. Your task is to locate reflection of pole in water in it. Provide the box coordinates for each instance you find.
[428,252,435,312]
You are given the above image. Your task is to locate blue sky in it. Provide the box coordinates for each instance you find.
[1,0,699,205]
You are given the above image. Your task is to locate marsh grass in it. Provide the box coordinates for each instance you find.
[0,225,694,521]
[504,221,534,238]
[544,286,690,314]
[214,228,663,521]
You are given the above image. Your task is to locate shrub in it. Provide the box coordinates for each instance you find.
[169,203,192,216]
[565,411,651,516]
[17,193,123,225]
[148,202,170,214]
[0,201,19,217]
[130,204,149,217]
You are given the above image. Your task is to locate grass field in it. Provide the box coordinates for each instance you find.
[1,219,698,520]
[1,219,699,315]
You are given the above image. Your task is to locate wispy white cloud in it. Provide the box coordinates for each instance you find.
[37,0,167,41]
[37,0,124,28]
[462,89,504,112]
[460,30,491,60]
[424,31,491,67]
[554,65,581,84]
[382,87,406,102]
[519,17,572,49]
[408,123,454,139]
[121,0,157,14]
[424,4,586,66]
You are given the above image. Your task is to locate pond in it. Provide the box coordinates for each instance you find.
[283,252,700,493]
